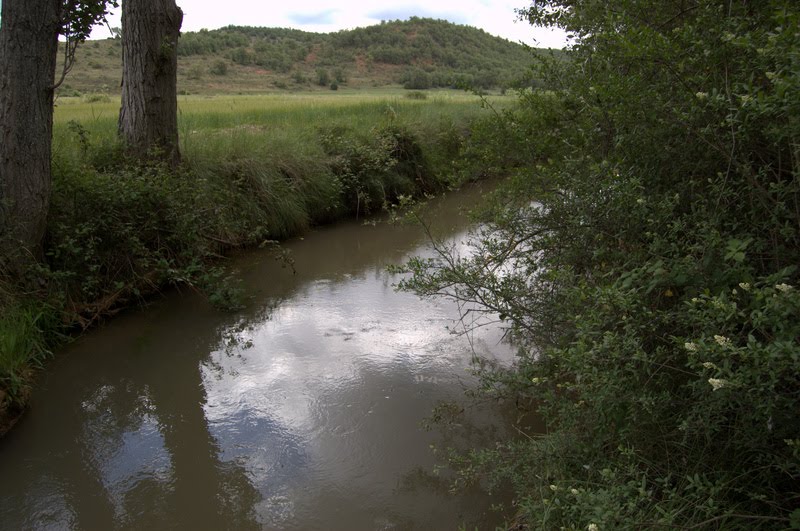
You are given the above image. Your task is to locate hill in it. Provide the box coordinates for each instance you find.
[58,17,551,96]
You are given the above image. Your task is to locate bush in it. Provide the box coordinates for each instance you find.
[399,1,800,528]
[209,60,228,76]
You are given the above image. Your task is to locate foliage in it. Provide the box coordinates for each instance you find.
[209,60,228,76]
[398,0,800,528]
[56,0,117,88]
[173,18,543,90]
[319,123,434,217]
[1,92,497,425]
[0,302,57,411]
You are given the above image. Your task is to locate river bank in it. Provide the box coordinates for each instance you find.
[0,91,506,435]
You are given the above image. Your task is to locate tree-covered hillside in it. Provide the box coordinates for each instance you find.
[60,17,550,96]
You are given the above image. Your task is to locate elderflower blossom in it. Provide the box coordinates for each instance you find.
[702,362,717,370]
[776,283,793,293]
[738,282,751,291]
[708,378,729,391]
[714,335,732,347]
[684,342,699,352]
[571,488,579,495]
[588,524,600,531]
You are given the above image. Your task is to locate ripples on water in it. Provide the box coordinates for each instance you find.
[0,183,519,529]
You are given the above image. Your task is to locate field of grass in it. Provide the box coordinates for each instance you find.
[2,89,508,431]
[54,89,498,130]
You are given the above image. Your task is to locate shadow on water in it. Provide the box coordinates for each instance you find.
[0,181,520,529]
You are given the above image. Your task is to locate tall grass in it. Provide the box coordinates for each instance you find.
[0,303,55,409]
[2,90,504,426]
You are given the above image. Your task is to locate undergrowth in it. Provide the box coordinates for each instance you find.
[0,96,489,428]
[397,1,800,528]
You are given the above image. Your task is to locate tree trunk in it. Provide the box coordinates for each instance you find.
[118,0,183,167]
[0,0,60,266]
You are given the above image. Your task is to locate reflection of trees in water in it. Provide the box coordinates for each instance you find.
[72,357,262,529]
[0,306,264,529]
[394,395,528,528]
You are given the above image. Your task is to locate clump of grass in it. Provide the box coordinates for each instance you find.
[0,302,56,412]
[82,92,111,104]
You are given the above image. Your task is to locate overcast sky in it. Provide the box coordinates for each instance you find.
[89,0,567,48]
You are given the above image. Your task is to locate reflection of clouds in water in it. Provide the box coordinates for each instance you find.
[81,385,170,478]
[99,413,172,521]
[200,230,514,525]
[204,259,510,435]
[0,183,514,530]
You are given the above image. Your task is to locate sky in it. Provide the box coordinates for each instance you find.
[89,0,568,49]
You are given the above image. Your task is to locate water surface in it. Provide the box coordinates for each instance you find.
[0,183,516,530]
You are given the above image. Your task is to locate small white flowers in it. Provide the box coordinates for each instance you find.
[708,378,729,391]
[550,484,559,491]
[776,283,793,293]
[702,362,718,370]
[587,524,600,531]
[684,342,699,352]
[571,488,579,495]
[695,92,708,100]
[739,282,751,291]
[714,335,732,347]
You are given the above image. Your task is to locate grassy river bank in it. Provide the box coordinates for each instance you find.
[0,89,506,433]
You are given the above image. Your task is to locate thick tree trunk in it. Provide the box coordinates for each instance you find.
[118,0,183,167]
[0,0,60,266]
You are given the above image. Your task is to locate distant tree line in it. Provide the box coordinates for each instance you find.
[175,18,542,90]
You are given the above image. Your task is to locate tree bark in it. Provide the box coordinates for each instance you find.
[0,0,61,266]
[118,0,183,167]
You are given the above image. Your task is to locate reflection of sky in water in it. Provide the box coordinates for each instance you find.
[0,183,516,529]
[201,231,513,526]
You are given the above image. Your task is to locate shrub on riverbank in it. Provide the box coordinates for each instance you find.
[399,2,800,528]
[0,94,491,430]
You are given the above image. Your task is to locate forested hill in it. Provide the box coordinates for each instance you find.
[61,17,550,95]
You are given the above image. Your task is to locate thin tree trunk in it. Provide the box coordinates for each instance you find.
[118,0,183,167]
[0,0,60,267]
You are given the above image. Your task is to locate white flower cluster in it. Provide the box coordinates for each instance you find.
[708,378,729,391]
[714,335,732,347]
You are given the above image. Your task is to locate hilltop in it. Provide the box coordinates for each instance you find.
[59,17,551,96]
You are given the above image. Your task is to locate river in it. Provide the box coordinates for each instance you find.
[0,183,517,530]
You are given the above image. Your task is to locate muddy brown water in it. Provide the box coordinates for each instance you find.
[0,183,520,530]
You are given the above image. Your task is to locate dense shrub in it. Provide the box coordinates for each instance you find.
[399,1,800,528]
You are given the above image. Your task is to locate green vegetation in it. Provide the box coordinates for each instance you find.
[57,18,551,96]
[0,90,506,432]
[399,1,800,528]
